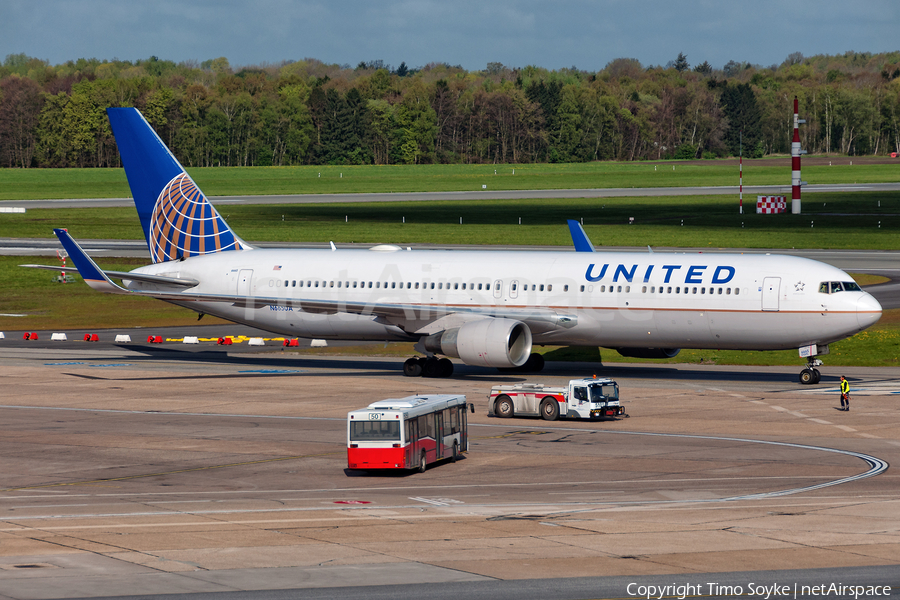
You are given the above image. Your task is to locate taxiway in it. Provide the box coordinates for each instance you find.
[0,337,898,599]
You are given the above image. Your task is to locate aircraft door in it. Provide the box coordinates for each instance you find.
[509,280,519,299]
[237,269,253,296]
[493,280,503,299]
[762,277,780,311]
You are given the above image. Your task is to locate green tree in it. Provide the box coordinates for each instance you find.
[367,99,395,164]
[0,75,44,167]
[394,80,437,164]
[721,83,762,157]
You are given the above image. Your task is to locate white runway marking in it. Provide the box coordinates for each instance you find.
[409,497,464,506]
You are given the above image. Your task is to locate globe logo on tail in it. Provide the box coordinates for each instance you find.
[149,173,245,263]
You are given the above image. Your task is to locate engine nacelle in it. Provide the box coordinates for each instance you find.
[423,318,532,368]
[615,347,681,359]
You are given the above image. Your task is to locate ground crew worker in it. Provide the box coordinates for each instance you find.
[840,376,850,411]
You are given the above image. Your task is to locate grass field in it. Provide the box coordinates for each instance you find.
[1,159,898,200]
[2,191,898,249]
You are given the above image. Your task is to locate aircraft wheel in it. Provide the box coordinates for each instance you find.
[540,397,559,421]
[437,358,454,378]
[799,368,814,385]
[422,357,439,377]
[403,357,423,377]
[495,395,514,418]
[524,353,545,372]
[812,369,821,384]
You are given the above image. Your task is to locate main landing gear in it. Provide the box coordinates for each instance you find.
[401,352,546,378]
[799,357,823,385]
[497,353,545,374]
[403,356,454,378]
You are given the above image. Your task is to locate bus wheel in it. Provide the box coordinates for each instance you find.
[417,451,427,473]
[540,397,559,421]
[495,395,514,418]
[451,441,460,462]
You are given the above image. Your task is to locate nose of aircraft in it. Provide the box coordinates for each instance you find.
[857,293,882,329]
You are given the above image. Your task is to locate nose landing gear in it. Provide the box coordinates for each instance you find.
[799,358,823,384]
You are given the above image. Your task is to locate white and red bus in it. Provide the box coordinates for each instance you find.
[347,395,472,472]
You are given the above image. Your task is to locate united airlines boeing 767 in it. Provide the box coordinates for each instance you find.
[25,108,882,382]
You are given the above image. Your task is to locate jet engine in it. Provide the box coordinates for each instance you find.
[423,318,532,368]
[615,348,681,359]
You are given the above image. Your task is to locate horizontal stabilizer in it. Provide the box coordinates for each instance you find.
[19,264,199,288]
[50,229,130,294]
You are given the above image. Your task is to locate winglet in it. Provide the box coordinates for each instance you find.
[567,220,595,252]
[53,229,130,294]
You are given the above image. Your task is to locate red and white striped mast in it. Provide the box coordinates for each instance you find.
[739,130,743,214]
[791,96,806,214]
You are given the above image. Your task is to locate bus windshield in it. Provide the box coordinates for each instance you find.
[350,420,401,441]
[589,384,618,401]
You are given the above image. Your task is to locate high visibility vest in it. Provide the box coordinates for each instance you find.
[841,380,849,394]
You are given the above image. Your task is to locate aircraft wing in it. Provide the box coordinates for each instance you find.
[47,229,574,335]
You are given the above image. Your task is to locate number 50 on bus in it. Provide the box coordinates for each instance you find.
[347,395,474,473]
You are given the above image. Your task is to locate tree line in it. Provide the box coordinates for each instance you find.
[1,51,899,168]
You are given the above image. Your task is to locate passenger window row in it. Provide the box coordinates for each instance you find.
[268,279,567,292]
[579,284,741,295]
[267,277,743,297]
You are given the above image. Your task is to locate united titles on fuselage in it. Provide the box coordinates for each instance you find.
[585,263,736,285]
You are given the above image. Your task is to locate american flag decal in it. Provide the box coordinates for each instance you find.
[149,172,245,263]
[273,265,282,271]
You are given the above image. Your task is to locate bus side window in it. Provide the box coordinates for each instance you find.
[443,409,452,437]
[419,415,436,440]
[450,406,459,434]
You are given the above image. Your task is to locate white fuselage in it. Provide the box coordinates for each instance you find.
[129,246,882,351]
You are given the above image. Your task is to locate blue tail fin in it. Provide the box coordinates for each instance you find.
[567,219,595,252]
[107,107,249,263]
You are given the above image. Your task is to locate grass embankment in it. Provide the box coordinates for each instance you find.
[1,191,898,250]
[0,159,897,201]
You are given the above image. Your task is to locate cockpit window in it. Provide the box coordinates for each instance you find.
[819,281,862,294]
